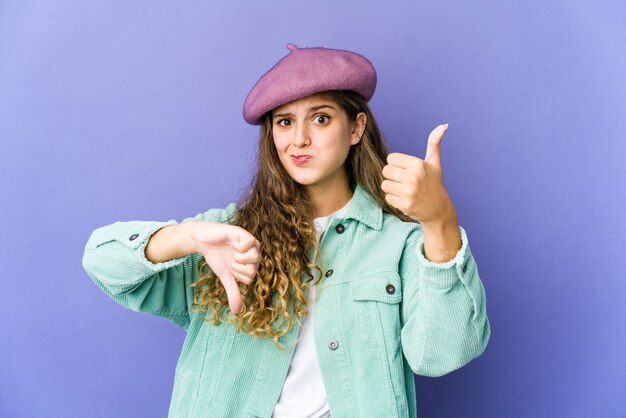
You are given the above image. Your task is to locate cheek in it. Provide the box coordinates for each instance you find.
[275,138,292,156]
[332,136,352,160]
[272,139,291,166]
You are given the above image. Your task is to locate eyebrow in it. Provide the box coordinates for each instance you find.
[273,104,336,119]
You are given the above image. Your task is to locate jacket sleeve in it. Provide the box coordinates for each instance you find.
[81,203,238,331]
[398,224,491,377]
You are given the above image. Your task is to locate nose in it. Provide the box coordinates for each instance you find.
[293,122,310,148]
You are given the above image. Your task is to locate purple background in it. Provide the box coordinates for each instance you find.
[2,1,625,417]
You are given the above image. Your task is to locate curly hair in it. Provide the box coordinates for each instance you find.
[190,89,415,351]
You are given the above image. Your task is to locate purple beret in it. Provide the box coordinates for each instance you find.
[242,43,377,125]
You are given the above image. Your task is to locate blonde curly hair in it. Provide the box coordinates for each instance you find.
[190,89,414,351]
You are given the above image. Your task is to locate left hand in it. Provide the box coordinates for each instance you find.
[381,124,456,225]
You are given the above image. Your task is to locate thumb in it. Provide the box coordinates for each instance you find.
[219,269,244,314]
[424,123,449,166]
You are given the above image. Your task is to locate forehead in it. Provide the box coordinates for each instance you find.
[272,93,338,115]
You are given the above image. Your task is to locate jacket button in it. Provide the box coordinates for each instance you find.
[335,223,345,234]
[129,234,139,241]
[325,269,334,277]
[462,262,468,274]
[328,339,339,350]
[386,284,395,294]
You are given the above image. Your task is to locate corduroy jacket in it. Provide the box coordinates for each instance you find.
[82,183,491,418]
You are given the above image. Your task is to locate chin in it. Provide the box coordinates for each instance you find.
[283,169,312,184]
[292,178,316,186]
[289,174,320,186]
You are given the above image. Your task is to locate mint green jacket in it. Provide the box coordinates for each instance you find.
[82,183,490,418]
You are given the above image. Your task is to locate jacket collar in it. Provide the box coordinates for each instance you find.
[341,182,383,231]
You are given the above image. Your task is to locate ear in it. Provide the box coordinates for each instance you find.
[350,112,367,145]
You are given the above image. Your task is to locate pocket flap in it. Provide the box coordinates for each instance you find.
[350,270,402,304]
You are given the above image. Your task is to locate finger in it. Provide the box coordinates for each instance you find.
[242,236,258,253]
[230,258,258,279]
[387,152,423,170]
[229,236,245,253]
[230,235,256,254]
[382,164,405,182]
[225,228,254,250]
[216,271,244,314]
[230,265,255,285]
[424,123,448,166]
[384,193,407,214]
[232,246,261,264]
[381,179,406,197]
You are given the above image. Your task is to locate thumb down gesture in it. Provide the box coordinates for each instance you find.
[189,222,261,315]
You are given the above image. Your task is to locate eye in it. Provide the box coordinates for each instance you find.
[276,119,291,127]
[314,115,331,125]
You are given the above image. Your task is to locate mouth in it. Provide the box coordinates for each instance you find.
[291,155,312,164]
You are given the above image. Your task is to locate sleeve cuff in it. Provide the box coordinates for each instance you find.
[415,225,469,288]
[85,219,189,275]
[135,221,190,272]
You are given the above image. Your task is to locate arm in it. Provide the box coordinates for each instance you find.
[398,224,491,377]
[143,221,198,264]
[81,203,238,330]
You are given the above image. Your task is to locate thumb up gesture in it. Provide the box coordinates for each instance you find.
[189,222,261,315]
[382,124,456,225]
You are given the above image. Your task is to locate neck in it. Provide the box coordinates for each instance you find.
[306,175,354,218]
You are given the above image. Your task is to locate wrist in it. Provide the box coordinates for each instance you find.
[178,221,200,256]
[420,207,459,232]
[420,211,462,264]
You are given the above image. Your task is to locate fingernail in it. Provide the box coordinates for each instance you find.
[444,123,449,129]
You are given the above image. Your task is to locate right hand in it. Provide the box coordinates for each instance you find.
[187,221,261,315]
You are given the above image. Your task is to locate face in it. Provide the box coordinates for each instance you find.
[271,93,366,191]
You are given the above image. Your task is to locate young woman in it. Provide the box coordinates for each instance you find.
[83,43,490,418]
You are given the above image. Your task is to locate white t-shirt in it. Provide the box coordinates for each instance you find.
[271,199,351,418]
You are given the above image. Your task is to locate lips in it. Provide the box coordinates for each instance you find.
[291,155,312,164]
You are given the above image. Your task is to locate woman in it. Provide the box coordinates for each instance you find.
[82,43,490,418]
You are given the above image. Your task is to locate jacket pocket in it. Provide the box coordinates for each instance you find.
[349,271,408,415]
[350,270,402,348]
[351,270,402,304]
